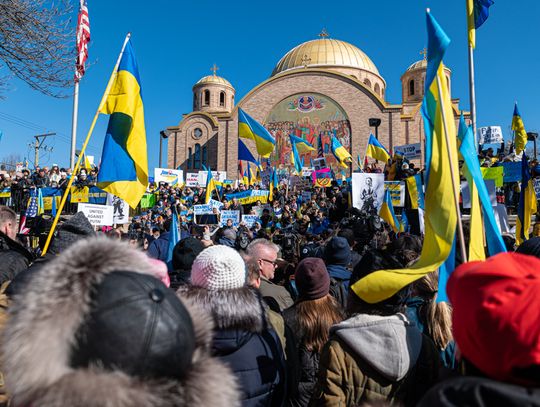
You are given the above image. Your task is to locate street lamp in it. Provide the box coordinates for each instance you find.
[368,118,382,139]
[159,130,170,168]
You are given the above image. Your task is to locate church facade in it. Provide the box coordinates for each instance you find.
[166,34,469,177]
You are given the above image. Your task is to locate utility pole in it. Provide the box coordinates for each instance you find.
[33,133,55,168]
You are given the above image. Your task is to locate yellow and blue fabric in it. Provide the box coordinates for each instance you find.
[289,135,303,174]
[290,134,315,154]
[352,11,459,303]
[166,211,180,270]
[330,133,352,168]
[97,40,148,209]
[405,174,424,210]
[238,138,260,166]
[37,188,44,216]
[516,154,537,246]
[238,108,275,157]
[250,165,258,186]
[269,168,279,201]
[366,134,391,163]
[379,189,401,233]
[204,166,217,204]
[512,103,528,155]
[467,0,494,48]
[242,169,249,186]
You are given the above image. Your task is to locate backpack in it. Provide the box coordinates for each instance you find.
[329,277,348,310]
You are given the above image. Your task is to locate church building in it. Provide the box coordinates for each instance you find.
[166,31,469,176]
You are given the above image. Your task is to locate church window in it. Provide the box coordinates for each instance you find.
[374,83,381,96]
[188,147,193,168]
[409,79,415,96]
[203,90,210,106]
[364,78,372,88]
[202,146,207,167]
[194,143,201,169]
[219,91,225,107]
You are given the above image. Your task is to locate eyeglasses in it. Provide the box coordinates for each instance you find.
[260,258,278,268]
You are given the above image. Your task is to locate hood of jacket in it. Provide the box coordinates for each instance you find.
[0,231,34,263]
[326,263,351,281]
[331,313,422,381]
[2,237,240,407]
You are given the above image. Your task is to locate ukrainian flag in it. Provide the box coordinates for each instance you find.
[289,135,303,174]
[352,11,459,303]
[238,108,275,157]
[204,166,217,203]
[516,154,537,246]
[512,103,528,155]
[330,134,352,168]
[467,0,494,48]
[269,168,278,201]
[97,40,148,208]
[366,134,391,163]
[379,189,400,233]
[290,134,315,154]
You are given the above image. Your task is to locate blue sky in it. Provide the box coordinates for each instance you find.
[0,0,538,170]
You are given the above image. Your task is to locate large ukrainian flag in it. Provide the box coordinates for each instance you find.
[366,134,391,162]
[352,11,459,303]
[516,154,537,246]
[467,0,494,48]
[238,108,275,157]
[512,103,528,155]
[97,40,148,208]
[330,133,352,168]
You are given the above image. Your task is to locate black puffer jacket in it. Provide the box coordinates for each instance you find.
[0,232,33,285]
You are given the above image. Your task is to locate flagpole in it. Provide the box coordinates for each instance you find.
[436,74,467,262]
[42,33,132,256]
[70,80,80,169]
[467,44,478,146]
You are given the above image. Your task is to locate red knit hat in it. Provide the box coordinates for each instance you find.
[448,252,540,384]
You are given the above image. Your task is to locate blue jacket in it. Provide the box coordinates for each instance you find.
[147,231,170,262]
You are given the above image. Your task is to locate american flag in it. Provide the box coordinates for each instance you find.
[19,190,39,235]
[75,0,90,82]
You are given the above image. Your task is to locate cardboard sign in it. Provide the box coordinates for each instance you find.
[77,203,114,226]
[220,210,240,227]
[154,168,184,186]
[394,143,422,160]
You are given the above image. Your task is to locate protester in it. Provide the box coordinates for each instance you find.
[324,236,352,309]
[0,206,34,285]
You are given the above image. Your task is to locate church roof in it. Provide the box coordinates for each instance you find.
[271,37,380,77]
[194,74,233,88]
[406,58,451,73]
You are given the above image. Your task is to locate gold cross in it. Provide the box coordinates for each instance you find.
[318,28,329,38]
[210,63,219,76]
[301,54,311,68]
[420,48,427,60]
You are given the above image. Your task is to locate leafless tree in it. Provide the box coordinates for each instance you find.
[0,0,75,98]
[1,153,22,170]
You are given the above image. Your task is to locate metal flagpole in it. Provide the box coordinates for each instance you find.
[436,74,467,262]
[467,44,478,146]
[70,80,79,169]
[42,33,132,256]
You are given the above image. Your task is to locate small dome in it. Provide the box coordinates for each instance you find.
[406,59,451,73]
[271,37,380,77]
[194,75,233,88]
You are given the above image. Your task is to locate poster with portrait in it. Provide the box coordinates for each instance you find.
[351,173,385,214]
[106,193,130,224]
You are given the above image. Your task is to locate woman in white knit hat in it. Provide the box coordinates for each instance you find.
[177,245,287,407]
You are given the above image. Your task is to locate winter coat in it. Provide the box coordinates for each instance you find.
[147,231,170,262]
[418,376,540,407]
[309,313,439,407]
[0,232,33,286]
[326,264,350,309]
[179,285,287,407]
[260,277,294,312]
[2,238,240,407]
[282,306,320,407]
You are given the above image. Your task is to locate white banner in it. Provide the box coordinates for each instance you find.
[185,172,200,187]
[106,193,130,224]
[352,173,385,213]
[478,126,503,145]
[394,143,422,160]
[77,203,114,226]
[154,168,184,186]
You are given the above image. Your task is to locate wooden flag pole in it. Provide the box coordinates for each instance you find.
[42,33,132,256]
[436,73,467,262]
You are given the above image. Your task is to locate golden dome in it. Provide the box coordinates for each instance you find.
[271,38,380,77]
[406,59,450,72]
[194,75,233,88]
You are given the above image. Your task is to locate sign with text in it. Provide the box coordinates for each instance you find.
[185,172,200,187]
[220,210,240,227]
[242,215,260,228]
[154,168,184,186]
[394,143,422,160]
[478,126,503,145]
[198,171,227,186]
[225,190,270,205]
[193,204,213,215]
[77,203,113,226]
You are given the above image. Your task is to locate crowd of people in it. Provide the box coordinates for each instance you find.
[0,151,539,406]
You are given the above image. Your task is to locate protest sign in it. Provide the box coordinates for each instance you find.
[209,199,224,210]
[301,167,314,177]
[77,203,114,226]
[251,206,264,217]
[193,204,213,215]
[242,215,260,228]
[478,126,503,145]
[154,168,184,186]
[312,168,332,187]
[461,179,496,208]
[198,171,227,186]
[88,187,107,205]
[534,179,540,200]
[220,210,240,227]
[140,193,156,209]
[394,143,421,160]
[502,161,521,183]
[301,191,312,202]
[185,172,200,187]
[0,188,10,198]
[481,166,504,187]
[384,181,405,207]
[106,193,129,224]
[70,186,89,203]
[225,190,269,204]
[352,173,384,213]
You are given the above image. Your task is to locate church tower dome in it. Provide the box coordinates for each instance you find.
[193,64,235,113]
[401,51,452,103]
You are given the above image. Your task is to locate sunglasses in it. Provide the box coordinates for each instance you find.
[260,258,278,268]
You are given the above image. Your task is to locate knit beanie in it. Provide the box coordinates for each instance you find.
[191,245,246,290]
[324,236,351,266]
[295,257,330,301]
[515,236,540,258]
[49,212,95,254]
[172,237,205,271]
[448,252,540,385]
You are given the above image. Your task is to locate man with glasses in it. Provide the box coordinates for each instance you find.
[246,239,293,312]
